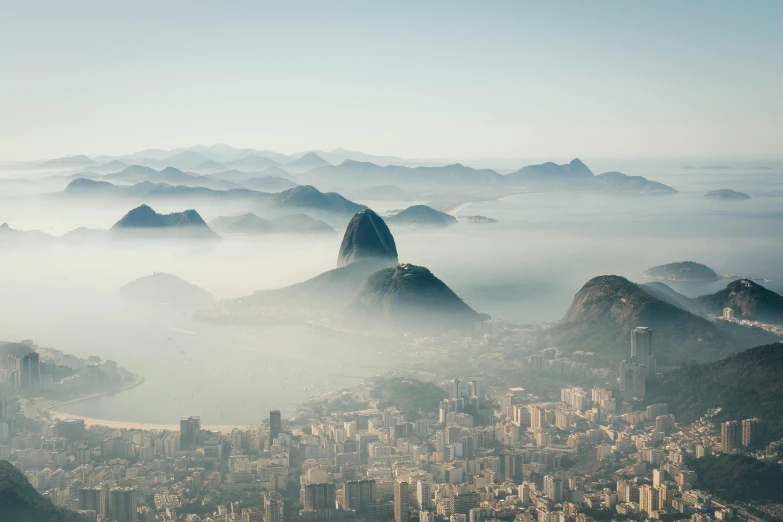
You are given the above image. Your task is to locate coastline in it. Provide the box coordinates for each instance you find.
[446,202,473,215]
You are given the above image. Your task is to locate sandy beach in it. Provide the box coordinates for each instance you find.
[48,410,256,433]
[446,202,473,215]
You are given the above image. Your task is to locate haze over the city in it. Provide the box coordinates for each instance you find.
[1,3,783,522]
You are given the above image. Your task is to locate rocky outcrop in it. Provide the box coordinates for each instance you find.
[336,209,398,267]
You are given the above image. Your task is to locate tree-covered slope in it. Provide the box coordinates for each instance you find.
[647,343,783,442]
[0,460,89,522]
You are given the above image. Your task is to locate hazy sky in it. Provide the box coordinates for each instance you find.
[1,1,781,161]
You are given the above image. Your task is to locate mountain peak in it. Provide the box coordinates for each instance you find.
[337,209,398,268]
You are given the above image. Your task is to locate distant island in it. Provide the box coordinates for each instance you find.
[644,261,719,282]
[705,189,751,200]
[463,215,497,224]
[112,204,220,240]
[386,205,457,228]
[120,273,216,308]
[683,165,731,170]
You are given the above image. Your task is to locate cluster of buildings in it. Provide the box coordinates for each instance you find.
[1,326,781,522]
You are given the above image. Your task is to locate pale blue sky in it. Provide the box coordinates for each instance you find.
[1,1,780,161]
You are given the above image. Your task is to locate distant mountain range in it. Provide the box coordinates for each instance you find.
[63,179,365,217]
[31,148,679,196]
[301,157,677,193]
[387,205,457,228]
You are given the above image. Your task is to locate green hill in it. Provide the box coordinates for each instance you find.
[120,273,216,308]
[350,263,481,331]
[550,275,735,366]
[0,460,89,522]
[696,279,783,324]
[685,454,783,502]
[647,342,783,442]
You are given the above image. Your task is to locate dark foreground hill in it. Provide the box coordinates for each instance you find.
[350,264,481,331]
[685,454,783,502]
[548,275,736,366]
[120,273,216,308]
[0,460,89,522]
[337,209,398,267]
[647,342,783,443]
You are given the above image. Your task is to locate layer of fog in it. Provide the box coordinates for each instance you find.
[1,164,782,423]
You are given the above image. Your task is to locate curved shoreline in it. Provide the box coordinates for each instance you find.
[46,375,255,432]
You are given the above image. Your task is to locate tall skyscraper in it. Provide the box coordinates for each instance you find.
[721,420,740,453]
[631,327,653,365]
[344,479,375,513]
[265,492,284,522]
[109,487,136,522]
[269,409,282,446]
[449,379,462,399]
[416,480,432,510]
[647,354,657,378]
[394,479,409,522]
[631,364,646,398]
[742,418,763,447]
[180,416,200,450]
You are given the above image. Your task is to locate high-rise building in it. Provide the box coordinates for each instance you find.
[467,381,479,400]
[721,420,740,453]
[344,479,376,513]
[242,507,263,522]
[79,486,106,516]
[0,396,6,421]
[632,364,646,398]
[647,354,657,378]
[6,352,40,390]
[416,480,432,510]
[55,418,85,443]
[303,482,336,519]
[631,327,653,365]
[394,479,409,522]
[452,491,480,515]
[179,416,200,450]
[529,406,544,431]
[450,379,462,399]
[656,485,669,511]
[269,410,282,446]
[619,360,630,392]
[265,492,284,522]
[742,418,763,447]
[109,487,136,522]
[502,451,524,481]
[543,476,563,502]
[639,485,658,515]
